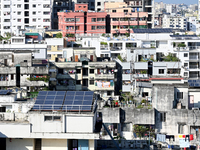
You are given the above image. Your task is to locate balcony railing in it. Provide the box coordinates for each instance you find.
[189,56,199,60]
[189,46,200,50]
[32,104,96,113]
[189,65,199,69]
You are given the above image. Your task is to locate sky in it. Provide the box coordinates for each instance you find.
[154,0,198,5]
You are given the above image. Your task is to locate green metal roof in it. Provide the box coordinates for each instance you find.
[25,33,39,36]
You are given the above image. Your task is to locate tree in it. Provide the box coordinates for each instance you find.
[56,33,62,38]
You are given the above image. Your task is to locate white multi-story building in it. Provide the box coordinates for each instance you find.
[0,0,51,36]
[163,15,187,30]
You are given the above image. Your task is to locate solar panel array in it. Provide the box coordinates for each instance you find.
[0,89,12,95]
[32,91,94,112]
[133,28,173,33]
[170,35,198,38]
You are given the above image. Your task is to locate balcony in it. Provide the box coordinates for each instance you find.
[20,67,49,74]
[189,56,199,60]
[95,74,114,79]
[0,67,16,74]
[189,46,200,50]
[21,80,48,87]
[0,81,16,86]
[57,74,76,79]
[122,74,131,80]
[95,86,114,91]
[189,65,199,69]
[122,84,133,92]
[133,74,148,78]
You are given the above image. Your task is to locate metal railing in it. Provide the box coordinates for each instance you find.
[189,56,199,59]
[189,65,199,69]
[189,46,200,50]
[32,104,97,113]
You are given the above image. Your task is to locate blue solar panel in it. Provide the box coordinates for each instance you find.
[74,101,83,105]
[66,91,76,95]
[44,101,54,104]
[74,96,84,101]
[83,101,92,105]
[84,96,93,101]
[46,96,55,99]
[54,101,63,104]
[53,106,62,110]
[36,96,46,100]
[85,91,94,95]
[32,106,40,110]
[65,95,74,101]
[56,96,64,99]
[76,91,84,95]
[47,91,57,95]
[35,100,44,104]
[38,91,47,96]
[56,91,66,95]
[64,101,73,104]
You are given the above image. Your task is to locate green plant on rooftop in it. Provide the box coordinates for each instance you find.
[100,42,108,45]
[177,43,186,47]
[163,53,180,62]
[66,34,75,37]
[56,32,62,38]
[125,32,130,37]
[117,55,126,62]
[27,76,50,83]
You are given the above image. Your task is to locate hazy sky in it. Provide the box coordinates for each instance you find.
[155,0,198,5]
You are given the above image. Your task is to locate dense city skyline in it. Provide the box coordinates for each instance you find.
[155,0,198,5]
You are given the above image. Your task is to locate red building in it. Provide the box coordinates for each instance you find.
[58,4,107,40]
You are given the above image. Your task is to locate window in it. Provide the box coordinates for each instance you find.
[75,26,80,30]
[90,69,94,74]
[91,26,96,30]
[184,72,188,76]
[97,8,101,12]
[121,123,130,131]
[44,116,52,121]
[159,69,164,74]
[97,2,101,6]
[91,2,94,6]
[112,10,116,13]
[17,19,21,22]
[32,18,36,22]
[142,92,148,97]
[17,12,21,15]
[11,74,14,80]
[184,53,188,57]
[107,91,112,96]
[32,11,36,15]
[17,4,21,8]
[177,92,183,99]
[90,80,94,85]
[178,124,185,134]
[160,112,166,122]
[124,10,128,12]
[76,80,81,85]
[44,116,61,121]
[24,60,27,62]
[91,18,96,22]
[184,63,188,67]
[97,18,105,22]
[47,54,51,59]
[76,69,81,74]
[32,4,36,7]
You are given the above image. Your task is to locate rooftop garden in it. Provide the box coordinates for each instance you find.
[163,53,180,62]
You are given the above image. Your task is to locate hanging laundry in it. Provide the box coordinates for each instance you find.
[156,134,166,142]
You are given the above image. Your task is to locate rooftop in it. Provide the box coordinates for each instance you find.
[133,28,173,33]
[31,91,97,113]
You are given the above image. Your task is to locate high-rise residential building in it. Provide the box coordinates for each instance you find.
[0,0,52,36]
[123,0,154,28]
[163,15,187,30]
[199,0,200,20]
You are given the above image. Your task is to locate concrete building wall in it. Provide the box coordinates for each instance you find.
[66,116,93,133]
[42,139,67,150]
[6,138,34,150]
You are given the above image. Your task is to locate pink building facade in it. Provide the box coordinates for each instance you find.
[109,12,148,36]
[58,4,107,40]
